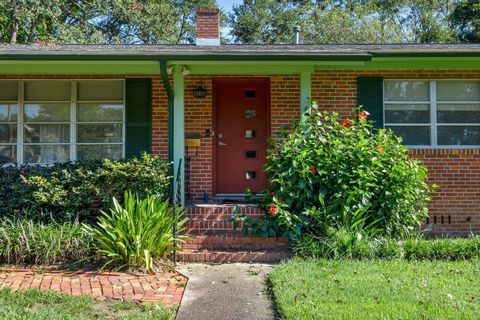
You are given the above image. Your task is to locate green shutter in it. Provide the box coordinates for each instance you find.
[125,78,152,158]
[357,77,383,128]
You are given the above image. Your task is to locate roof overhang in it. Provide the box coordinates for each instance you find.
[0,44,480,75]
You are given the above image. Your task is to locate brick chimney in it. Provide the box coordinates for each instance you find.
[196,8,221,46]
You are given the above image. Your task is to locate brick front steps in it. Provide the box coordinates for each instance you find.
[180,203,291,263]
[184,203,262,235]
[0,269,187,305]
[177,235,291,263]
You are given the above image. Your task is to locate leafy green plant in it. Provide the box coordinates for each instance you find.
[237,103,433,239]
[85,192,187,272]
[292,234,480,261]
[0,153,171,223]
[0,219,94,265]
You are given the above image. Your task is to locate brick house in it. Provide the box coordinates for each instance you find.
[1,8,480,250]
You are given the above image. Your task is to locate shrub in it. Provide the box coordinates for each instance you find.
[0,153,171,223]
[292,234,480,261]
[254,104,433,239]
[0,219,94,265]
[85,192,187,272]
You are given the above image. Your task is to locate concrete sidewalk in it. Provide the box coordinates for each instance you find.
[176,263,276,320]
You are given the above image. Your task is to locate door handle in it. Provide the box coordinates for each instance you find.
[218,141,227,146]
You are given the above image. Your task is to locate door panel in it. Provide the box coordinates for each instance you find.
[215,80,268,194]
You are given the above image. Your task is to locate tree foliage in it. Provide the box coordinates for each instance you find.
[451,0,480,42]
[0,0,217,44]
[229,0,469,44]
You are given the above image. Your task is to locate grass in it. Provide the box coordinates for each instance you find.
[0,288,175,320]
[270,258,480,320]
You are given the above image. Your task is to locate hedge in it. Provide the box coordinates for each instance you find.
[0,154,171,222]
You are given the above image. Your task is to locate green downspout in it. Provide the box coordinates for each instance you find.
[159,60,174,162]
[159,60,175,200]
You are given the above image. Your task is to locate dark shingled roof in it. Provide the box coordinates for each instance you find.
[1,44,480,59]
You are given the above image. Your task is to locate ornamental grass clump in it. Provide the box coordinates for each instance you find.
[252,103,433,239]
[85,192,187,273]
[0,219,94,265]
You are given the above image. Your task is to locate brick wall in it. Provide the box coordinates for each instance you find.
[312,69,480,235]
[5,71,479,236]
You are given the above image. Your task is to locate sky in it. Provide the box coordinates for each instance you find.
[218,0,243,13]
[217,0,243,39]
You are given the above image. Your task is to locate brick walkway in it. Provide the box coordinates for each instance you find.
[0,269,187,305]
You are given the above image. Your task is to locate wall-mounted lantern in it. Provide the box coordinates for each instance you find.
[192,85,208,98]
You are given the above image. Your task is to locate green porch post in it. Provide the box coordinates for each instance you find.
[300,71,312,114]
[173,65,185,206]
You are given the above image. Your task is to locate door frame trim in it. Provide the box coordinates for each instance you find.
[212,77,271,196]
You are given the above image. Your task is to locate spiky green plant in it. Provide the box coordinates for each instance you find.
[0,219,93,265]
[85,192,187,272]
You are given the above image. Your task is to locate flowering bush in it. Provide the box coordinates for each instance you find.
[237,103,433,239]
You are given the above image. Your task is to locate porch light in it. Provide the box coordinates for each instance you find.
[192,85,208,98]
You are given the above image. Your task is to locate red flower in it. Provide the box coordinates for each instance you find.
[309,166,316,174]
[359,111,369,120]
[340,120,351,128]
[269,204,278,216]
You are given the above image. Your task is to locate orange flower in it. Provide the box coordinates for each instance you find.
[359,111,369,120]
[377,146,384,152]
[309,166,317,174]
[340,120,351,128]
[269,204,278,215]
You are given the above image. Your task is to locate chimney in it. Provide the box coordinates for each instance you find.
[196,8,221,46]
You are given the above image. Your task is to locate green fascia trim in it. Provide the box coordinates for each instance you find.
[168,60,366,66]
[315,57,480,70]
[0,60,160,74]
[186,64,315,75]
[173,65,185,206]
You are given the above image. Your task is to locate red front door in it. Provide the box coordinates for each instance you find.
[215,79,269,194]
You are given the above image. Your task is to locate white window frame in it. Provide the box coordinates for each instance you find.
[0,82,19,164]
[383,79,480,149]
[0,79,126,165]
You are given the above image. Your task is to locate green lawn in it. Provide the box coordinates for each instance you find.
[0,288,175,320]
[270,259,480,320]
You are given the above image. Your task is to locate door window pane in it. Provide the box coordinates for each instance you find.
[385,104,430,123]
[0,145,16,163]
[77,80,124,101]
[437,126,480,146]
[24,104,70,122]
[245,171,257,180]
[386,126,431,145]
[437,82,480,101]
[0,124,17,143]
[245,151,257,159]
[77,145,122,160]
[77,103,123,122]
[77,124,122,143]
[384,81,429,102]
[25,81,70,101]
[0,104,18,122]
[437,104,480,123]
[24,145,69,163]
[24,124,69,143]
[0,81,18,101]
